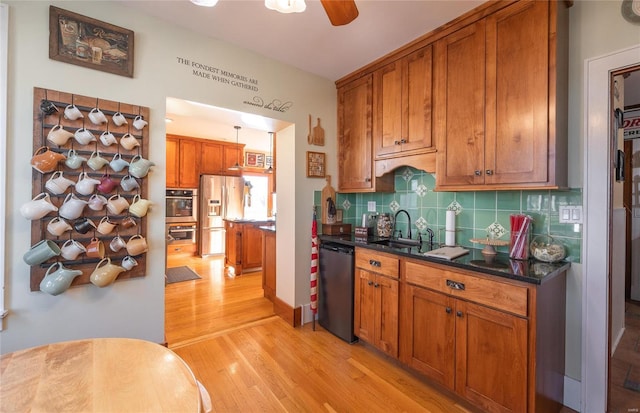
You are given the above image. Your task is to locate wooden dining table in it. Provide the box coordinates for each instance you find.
[0,338,202,412]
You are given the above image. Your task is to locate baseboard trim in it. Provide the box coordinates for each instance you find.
[273,296,301,327]
[564,375,581,412]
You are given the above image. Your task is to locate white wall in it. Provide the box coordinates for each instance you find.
[563,0,640,388]
[1,0,336,353]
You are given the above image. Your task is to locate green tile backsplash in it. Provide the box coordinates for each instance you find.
[317,167,583,263]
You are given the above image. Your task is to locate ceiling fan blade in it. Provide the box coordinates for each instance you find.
[320,0,359,26]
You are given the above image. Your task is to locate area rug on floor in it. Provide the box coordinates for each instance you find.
[166,266,201,284]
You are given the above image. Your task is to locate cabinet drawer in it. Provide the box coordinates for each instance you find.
[356,248,399,279]
[404,261,528,317]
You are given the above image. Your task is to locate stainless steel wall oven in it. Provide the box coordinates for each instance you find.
[166,189,198,223]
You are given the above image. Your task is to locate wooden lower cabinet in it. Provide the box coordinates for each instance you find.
[225,220,270,275]
[398,257,566,413]
[354,269,398,358]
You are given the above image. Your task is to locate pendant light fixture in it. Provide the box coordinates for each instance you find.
[228,125,243,171]
[265,131,274,174]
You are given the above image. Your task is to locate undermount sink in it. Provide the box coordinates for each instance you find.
[370,238,422,249]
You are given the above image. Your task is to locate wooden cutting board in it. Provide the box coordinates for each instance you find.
[312,118,325,146]
[321,175,336,224]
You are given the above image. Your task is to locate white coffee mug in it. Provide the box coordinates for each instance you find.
[74,128,96,145]
[132,115,148,130]
[121,255,138,270]
[64,104,83,120]
[112,112,128,126]
[60,239,87,261]
[99,131,117,146]
[88,108,108,125]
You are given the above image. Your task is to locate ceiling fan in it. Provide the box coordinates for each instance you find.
[191,0,359,26]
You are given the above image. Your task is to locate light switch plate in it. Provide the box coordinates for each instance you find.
[367,201,376,212]
[559,206,583,224]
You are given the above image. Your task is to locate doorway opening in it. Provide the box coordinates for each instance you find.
[609,66,640,412]
[163,97,291,348]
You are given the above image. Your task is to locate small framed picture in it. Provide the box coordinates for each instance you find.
[306,151,325,178]
[336,209,343,223]
[49,6,134,78]
[245,152,265,168]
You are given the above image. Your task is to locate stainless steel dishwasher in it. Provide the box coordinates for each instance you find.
[318,242,357,343]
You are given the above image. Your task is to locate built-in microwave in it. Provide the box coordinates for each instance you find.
[166,189,198,223]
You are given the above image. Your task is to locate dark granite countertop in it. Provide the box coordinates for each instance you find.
[319,234,570,285]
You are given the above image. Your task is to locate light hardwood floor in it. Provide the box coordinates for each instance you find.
[609,301,640,412]
[166,254,577,413]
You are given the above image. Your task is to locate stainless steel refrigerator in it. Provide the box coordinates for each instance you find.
[199,175,245,256]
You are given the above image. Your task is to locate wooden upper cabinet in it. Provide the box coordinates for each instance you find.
[484,0,549,186]
[166,137,179,188]
[178,139,201,188]
[200,141,224,175]
[374,45,434,158]
[436,0,567,190]
[434,20,486,187]
[224,144,244,176]
[338,75,394,192]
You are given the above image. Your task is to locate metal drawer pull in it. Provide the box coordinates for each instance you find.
[394,140,401,145]
[369,259,381,267]
[374,283,379,288]
[474,170,482,176]
[445,307,452,314]
[485,169,494,175]
[446,279,465,290]
[456,311,463,318]
[367,280,373,286]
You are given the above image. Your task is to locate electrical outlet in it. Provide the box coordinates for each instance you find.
[559,206,583,224]
[367,201,376,212]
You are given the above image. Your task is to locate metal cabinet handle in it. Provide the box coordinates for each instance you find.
[374,283,380,288]
[445,307,452,314]
[474,170,482,176]
[456,311,463,318]
[400,139,407,144]
[365,178,372,182]
[485,169,493,175]
[394,140,401,145]
[446,279,465,290]
[369,259,381,267]
[367,280,373,286]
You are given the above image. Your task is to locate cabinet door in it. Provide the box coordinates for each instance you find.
[455,300,528,413]
[374,60,403,157]
[375,274,399,358]
[354,268,376,343]
[179,139,201,188]
[403,45,433,153]
[485,0,549,185]
[166,137,179,188]
[434,21,486,187]
[338,74,374,191]
[200,141,224,175]
[224,144,243,176]
[400,284,455,389]
[243,224,263,270]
